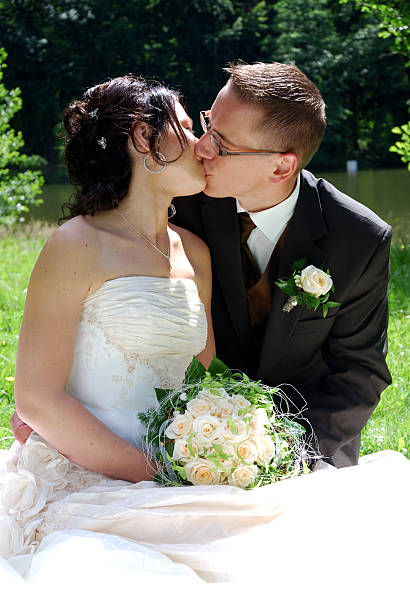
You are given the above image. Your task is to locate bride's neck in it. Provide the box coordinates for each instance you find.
[116,172,172,240]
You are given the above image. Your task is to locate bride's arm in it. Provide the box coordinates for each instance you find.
[14,222,153,483]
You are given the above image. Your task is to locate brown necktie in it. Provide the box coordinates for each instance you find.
[238,212,260,289]
[239,215,289,355]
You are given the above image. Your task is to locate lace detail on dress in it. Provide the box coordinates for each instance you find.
[35,502,72,543]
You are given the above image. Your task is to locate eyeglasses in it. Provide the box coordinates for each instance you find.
[199,110,286,157]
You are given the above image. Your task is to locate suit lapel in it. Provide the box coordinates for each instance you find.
[257,172,329,379]
[201,196,251,349]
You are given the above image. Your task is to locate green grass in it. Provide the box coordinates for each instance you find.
[0,223,409,457]
[0,222,53,448]
[360,243,410,456]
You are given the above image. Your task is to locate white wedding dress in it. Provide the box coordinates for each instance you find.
[0,276,408,611]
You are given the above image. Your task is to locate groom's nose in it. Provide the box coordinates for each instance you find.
[195,132,216,160]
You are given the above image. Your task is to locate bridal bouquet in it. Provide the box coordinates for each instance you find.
[139,358,318,489]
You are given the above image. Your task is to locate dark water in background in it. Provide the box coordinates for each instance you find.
[31,168,409,241]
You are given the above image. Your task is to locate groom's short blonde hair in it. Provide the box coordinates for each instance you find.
[224,61,326,170]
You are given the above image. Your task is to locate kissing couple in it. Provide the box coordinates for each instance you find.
[1,61,408,607]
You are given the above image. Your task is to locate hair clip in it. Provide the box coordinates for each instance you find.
[89,108,99,120]
[97,136,107,149]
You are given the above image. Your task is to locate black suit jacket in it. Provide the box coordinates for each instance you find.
[173,170,392,467]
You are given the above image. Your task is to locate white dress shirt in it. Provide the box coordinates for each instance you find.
[236,174,300,274]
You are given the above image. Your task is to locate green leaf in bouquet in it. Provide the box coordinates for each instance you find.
[273,431,281,467]
[173,465,187,480]
[207,381,227,395]
[212,443,233,460]
[184,356,206,383]
[153,472,174,486]
[207,453,229,473]
[165,450,187,480]
[207,356,232,378]
[281,417,306,437]
[187,434,197,457]
[227,415,238,434]
[154,387,169,404]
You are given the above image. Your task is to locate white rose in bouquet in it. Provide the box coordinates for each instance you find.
[249,408,270,437]
[231,394,251,411]
[18,434,70,488]
[0,512,24,558]
[164,413,193,439]
[228,465,259,489]
[256,435,276,464]
[213,398,233,418]
[186,398,214,418]
[193,415,224,445]
[299,265,332,297]
[211,387,229,398]
[185,460,221,486]
[1,470,52,520]
[236,439,259,464]
[222,417,248,443]
[198,387,228,400]
[172,438,201,462]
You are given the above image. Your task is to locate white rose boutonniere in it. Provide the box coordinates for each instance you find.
[276,258,340,317]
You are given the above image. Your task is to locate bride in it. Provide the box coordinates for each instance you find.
[0,75,408,609]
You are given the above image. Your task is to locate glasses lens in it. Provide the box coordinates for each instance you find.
[200,111,209,134]
[210,134,222,155]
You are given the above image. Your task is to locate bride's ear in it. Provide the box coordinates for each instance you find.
[131,121,152,154]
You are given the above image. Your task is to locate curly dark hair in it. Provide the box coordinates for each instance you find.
[61,75,187,220]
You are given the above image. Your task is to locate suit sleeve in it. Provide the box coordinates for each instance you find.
[304,225,392,460]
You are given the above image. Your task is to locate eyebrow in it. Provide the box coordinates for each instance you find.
[213,129,239,148]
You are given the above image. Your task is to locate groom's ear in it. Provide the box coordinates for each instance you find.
[131,121,152,154]
[268,153,298,184]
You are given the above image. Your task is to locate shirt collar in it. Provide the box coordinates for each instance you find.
[236,174,300,242]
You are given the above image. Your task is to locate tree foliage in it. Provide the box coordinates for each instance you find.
[340,0,410,169]
[341,0,409,59]
[0,47,44,227]
[0,0,408,172]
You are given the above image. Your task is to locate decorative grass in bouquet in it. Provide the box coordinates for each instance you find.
[139,358,318,489]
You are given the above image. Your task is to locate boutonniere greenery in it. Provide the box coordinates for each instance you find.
[276,258,340,318]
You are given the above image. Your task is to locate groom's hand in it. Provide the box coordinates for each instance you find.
[10,410,33,444]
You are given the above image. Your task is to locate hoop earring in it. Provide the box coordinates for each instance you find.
[143,152,167,174]
[168,203,176,219]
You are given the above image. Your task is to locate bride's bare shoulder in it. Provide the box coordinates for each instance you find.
[30,216,101,292]
[42,215,99,258]
[169,223,211,292]
[170,223,209,259]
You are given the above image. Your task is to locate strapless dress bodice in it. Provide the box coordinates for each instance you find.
[65,276,207,447]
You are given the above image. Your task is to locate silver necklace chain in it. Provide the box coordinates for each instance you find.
[116,209,172,271]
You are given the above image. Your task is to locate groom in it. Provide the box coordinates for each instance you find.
[173,61,392,468]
